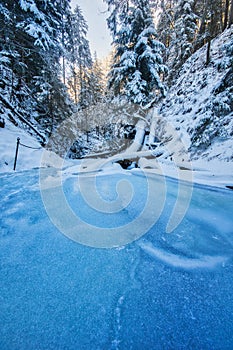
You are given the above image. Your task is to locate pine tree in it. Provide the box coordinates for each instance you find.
[67,5,92,69]
[78,69,93,109]
[77,56,105,109]
[194,0,223,50]
[20,0,73,132]
[105,0,167,107]
[66,5,92,107]
[153,0,231,82]
[157,0,176,49]
[167,0,198,82]
[90,53,105,103]
[228,0,233,27]
[0,0,74,136]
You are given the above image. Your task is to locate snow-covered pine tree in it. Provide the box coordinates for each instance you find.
[157,0,176,50]
[194,0,223,51]
[66,5,92,107]
[105,0,167,107]
[24,0,73,133]
[73,52,105,108]
[167,0,198,83]
[0,1,21,102]
[128,0,168,103]
[89,52,105,104]
[0,0,74,136]
[78,69,94,109]
[104,0,132,96]
[155,0,230,74]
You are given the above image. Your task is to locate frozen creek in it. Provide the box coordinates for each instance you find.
[0,168,233,349]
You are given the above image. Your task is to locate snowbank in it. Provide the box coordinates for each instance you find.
[0,120,67,173]
[1,116,233,191]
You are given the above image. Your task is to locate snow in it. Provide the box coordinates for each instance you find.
[120,51,136,68]
[159,26,233,164]
[1,116,233,190]
[0,121,67,173]
[19,0,44,22]
[125,120,146,152]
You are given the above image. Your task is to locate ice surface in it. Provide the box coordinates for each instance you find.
[1,166,233,349]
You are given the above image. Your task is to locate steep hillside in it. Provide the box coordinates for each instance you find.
[159,26,233,162]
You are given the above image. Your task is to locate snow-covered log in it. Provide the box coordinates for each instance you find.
[125,120,146,153]
[148,108,159,146]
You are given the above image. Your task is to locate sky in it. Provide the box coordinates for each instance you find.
[71,0,112,59]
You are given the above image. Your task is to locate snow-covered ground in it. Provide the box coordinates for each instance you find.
[1,117,233,191]
[0,121,71,173]
[158,27,233,164]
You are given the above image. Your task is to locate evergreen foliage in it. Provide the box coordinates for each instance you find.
[105,0,168,107]
[66,5,92,107]
[157,0,176,49]
[0,0,92,137]
[167,0,198,82]
[76,54,105,110]
[90,53,105,104]
[156,0,233,84]
[1,0,232,144]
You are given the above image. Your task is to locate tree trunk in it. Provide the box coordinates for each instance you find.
[223,0,229,30]
[229,0,233,27]
[73,68,78,104]
[195,0,208,49]
[62,56,66,85]
[148,109,159,146]
[206,38,211,65]
[61,17,66,85]
[10,60,14,103]
[126,120,146,153]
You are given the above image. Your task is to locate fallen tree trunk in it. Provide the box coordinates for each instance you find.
[148,108,159,146]
[125,119,147,153]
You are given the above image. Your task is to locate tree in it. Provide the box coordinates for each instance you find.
[18,0,73,132]
[154,0,231,74]
[66,5,92,106]
[223,0,230,31]
[105,0,167,107]
[229,0,233,27]
[157,0,176,49]
[89,52,105,103]
[0,0,74,136]
[167,0,198,81]
[194,0,223,51]
[78,69,93,109]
